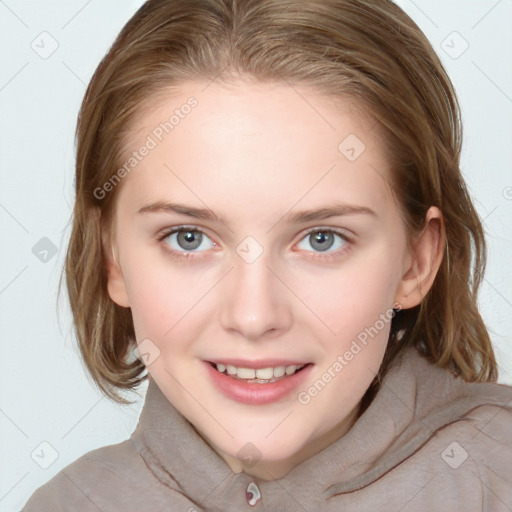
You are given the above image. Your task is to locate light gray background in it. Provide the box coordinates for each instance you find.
[1,1,511,510]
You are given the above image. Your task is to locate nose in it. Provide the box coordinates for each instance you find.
[219,249,292,341]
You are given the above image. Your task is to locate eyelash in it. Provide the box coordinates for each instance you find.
[156,225,353,262]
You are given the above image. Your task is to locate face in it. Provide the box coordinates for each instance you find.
[105,80,421,479]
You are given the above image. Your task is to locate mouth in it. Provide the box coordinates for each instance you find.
[207,361,311,384]
[204,359,314,405]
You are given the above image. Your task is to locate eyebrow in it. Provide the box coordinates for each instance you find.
[137,201,377,224]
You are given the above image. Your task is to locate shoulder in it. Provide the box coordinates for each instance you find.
[455,380,512,460]
[458,388,512,510]
[21,439,168,512]
[420,381,512,509]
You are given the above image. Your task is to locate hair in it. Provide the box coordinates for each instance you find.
[59,0,497,406]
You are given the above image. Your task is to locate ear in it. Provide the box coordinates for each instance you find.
[394,206,446,309]
[96,207,131,308]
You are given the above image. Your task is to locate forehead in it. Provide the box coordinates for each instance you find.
[115,80,395,221]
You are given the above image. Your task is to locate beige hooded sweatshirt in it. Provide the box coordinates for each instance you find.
[22,346,512,511]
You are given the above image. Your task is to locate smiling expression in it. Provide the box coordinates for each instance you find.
[104,79,423,479]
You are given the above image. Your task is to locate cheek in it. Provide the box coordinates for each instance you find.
[299,246,401,338]
[121,252,178,336]
[126,257,212,345]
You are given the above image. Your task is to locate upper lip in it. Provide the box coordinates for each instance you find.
[206,358,311,369]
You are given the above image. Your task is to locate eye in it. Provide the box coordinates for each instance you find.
[157,225,216,259]
[296,228,350,258]
[157,225,352,261]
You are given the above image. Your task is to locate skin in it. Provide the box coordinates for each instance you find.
[103,79,445,480]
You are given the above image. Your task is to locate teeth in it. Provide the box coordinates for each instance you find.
[256,367,273,379]
[214,363,306,380]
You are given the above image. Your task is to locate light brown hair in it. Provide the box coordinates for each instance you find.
[59,0,497,405]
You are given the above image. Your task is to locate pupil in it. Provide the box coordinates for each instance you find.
[178,229,201,250]
[312,231,333,252]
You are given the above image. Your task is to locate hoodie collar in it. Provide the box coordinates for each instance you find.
[129,346,509,508]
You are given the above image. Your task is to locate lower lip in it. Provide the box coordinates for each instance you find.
[204,361,314,405]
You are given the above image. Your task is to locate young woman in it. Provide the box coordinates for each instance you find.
[23,0,512,510]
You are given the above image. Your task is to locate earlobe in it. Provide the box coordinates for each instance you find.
[394,206,446,309]
[99,210,131,308]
